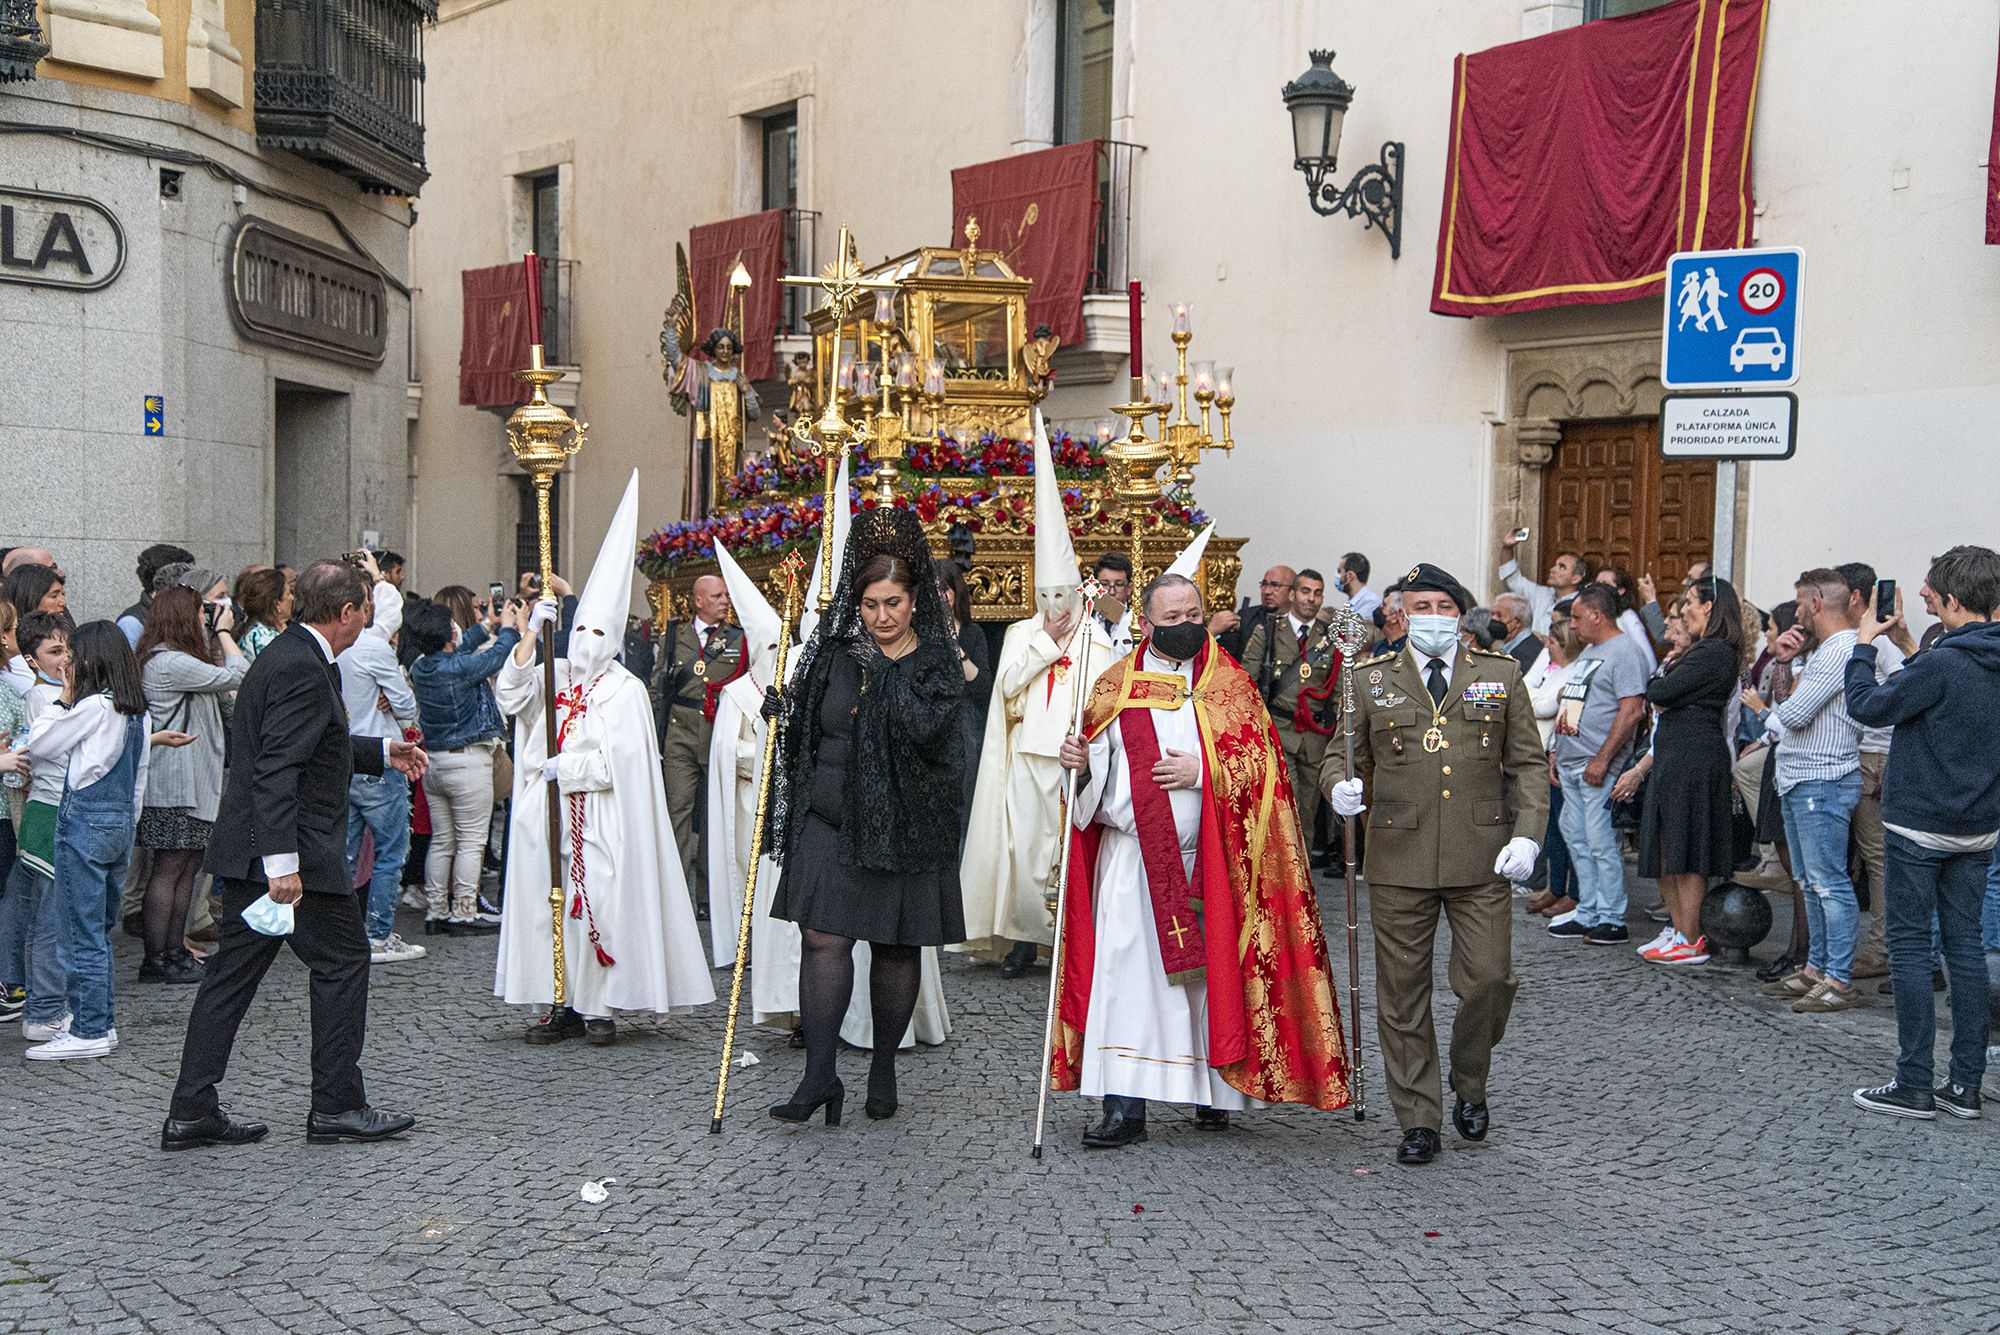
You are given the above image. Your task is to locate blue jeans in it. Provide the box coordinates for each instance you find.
[346,771,410,942]
[1543,781,1578,900]
[1984,842,2000,953]
[1781,773,1862,985]
[54,809,132,1040]
[1557,761,1625,928]
[1885,831,1990,1090]
[3,860,67,1025]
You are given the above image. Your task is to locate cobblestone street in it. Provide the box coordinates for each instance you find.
[2,871,1995,1335]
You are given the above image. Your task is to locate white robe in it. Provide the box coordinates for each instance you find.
[494,650,715,1017]
[958,616,1117,954]
[1070,649,1253,1110]
[705,666,949,1047]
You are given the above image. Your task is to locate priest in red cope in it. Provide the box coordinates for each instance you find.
[1054,571,1350,1148]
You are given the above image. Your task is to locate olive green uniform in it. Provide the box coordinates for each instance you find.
[650,620,746,912]
[1319,644,1547,1134]
[1240,611,1337,838]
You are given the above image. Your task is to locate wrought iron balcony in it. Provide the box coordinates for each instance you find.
[0,0,50,84]
[254,0,436,196]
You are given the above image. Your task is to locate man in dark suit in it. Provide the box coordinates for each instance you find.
[1494,593,1542,673]
[1215,564,1295,667]
[162,560,430,1152]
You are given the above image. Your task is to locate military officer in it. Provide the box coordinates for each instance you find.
[1241,567,1339,838]
[1319,563,1546,1167]
[650,573,746,920]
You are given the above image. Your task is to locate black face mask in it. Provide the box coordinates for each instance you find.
[1150,620,1207,661]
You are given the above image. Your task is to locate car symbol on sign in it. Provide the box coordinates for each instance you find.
[1730,327,1786,373]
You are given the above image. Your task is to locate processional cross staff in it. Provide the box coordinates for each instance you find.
[1328,606,1373,1121]
[708,224,894,1131]
[1031,574,1105,1159]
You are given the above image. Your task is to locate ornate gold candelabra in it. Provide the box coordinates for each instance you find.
[505,342,587,1008]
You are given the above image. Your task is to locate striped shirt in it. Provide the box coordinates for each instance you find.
[1773,629,1860,793]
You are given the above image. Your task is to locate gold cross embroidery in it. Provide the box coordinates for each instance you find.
[1167,916,1190,949]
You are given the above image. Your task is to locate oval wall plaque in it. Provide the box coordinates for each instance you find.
[227,218,388,366]
[0,187,126,291]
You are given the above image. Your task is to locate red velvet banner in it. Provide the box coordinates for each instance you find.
[458,262,532,407]
[1987,32,2000,243]
[688,208,787,382]
[951,140,1101,345]
[1431,0,1769,317]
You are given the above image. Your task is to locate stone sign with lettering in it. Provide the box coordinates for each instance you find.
[227,218,388,366]
[0,187,125,290]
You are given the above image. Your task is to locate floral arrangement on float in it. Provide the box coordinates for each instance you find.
[636,429,1206,582]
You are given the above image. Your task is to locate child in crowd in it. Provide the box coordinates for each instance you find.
[2,613,73,1039]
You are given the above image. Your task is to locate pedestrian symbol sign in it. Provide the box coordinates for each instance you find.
[1661,246,1802,390]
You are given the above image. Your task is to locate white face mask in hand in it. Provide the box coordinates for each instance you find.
[242,893,295,937]
[1407,614,1459,658]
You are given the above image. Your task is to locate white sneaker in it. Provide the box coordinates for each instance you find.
[25,1030,114,1061]
[1546,909,1578,927]
[21,1012,71,1042]
[1636,925,1677,956]
[399,887,427,911]
[370,933,427,964]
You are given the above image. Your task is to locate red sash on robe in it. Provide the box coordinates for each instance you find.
[1050,638,1352,1110]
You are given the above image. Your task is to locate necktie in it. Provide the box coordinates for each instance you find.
[1297,623,1310,654]
[1426,659,1448,708]
[699,625,711,652]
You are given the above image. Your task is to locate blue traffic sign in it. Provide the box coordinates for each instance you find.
[1661,246,1802,390]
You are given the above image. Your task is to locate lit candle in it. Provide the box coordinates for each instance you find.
[874,290,896,325]
[1171,303,1191,337]
[1192,361,1215,396]
[923,360,945,396]
[1096,420,1115,445]
[837,351,855,391]
[523,251,543,348]
[896,351,917,389]
[1216,366,1235,401]
[856,362,877,399]
[1127,279,1143,380]
[1155,370,1175,403]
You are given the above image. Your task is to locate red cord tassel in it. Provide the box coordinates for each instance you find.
[591,933,615,967]
[570,893,583,919]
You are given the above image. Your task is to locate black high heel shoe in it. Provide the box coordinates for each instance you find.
[769,1078,844,1127]
[864,1060,897,1121]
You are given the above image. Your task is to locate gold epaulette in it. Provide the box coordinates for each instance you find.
[1469,645,1515,660]
[1354,650,1396,667]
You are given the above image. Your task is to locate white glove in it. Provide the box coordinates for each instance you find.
[1329,778,1367,818]
[527,598,560,634]
[1494,836,1539,883]
[540,757,560,783]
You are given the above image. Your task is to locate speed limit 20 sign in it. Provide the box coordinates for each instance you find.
[1661,246,1804,390]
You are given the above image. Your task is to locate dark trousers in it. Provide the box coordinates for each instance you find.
[1885,832,1990,1091]
[1543,781,1577,899]
[169,877,370,1119]
[1104,1094,1146,1123]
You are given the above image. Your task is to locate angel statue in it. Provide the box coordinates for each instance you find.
[661,244,761,514]
[1019,321,1060,400]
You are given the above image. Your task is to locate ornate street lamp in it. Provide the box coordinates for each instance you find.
[1281,49,1404,259]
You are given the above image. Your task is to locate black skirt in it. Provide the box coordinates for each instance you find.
[1637,731,1736,878]
[772,812,965,946]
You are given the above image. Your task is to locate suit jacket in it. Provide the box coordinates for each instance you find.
[204,624,385,894]
[1319,644,1547,889]
[1218,604,1277,683]
[1240,610,1337,753]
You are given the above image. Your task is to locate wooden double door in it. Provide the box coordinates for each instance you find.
[1540,418,1714,589]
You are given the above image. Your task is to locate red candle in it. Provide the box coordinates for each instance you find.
[523,250,544,348]
[1127,279,1143,380]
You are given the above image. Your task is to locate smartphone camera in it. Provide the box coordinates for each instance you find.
[1511,526,1531,543]
[1875,578,1896,617]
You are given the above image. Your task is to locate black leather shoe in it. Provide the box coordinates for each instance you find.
[422,918,454,936]
[584,1017,616,1047]
[1395,1128,1441,1165]
[1194,1106,1230,1130]
[306,1107,416,1144]
[161,1110,268,1152]
[1755,951,1805,982]
[769,1078,843,1126]
[524,1005,585,1045]
[998,941,1037,978]
[1081,1110,1148,1149]
[1452,1095,1489,1142]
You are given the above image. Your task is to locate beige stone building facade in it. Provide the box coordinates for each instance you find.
[408,0,2000,622]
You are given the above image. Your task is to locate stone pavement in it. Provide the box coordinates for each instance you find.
[2,873,1995,1335]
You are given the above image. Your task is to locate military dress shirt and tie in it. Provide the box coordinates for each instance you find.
[1319,635,1547,1138]
[1240,609,1338,836]
[651,615,747,913]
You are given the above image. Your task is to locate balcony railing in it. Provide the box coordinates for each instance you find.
[1087,139,1144,295]
[537,257,577,365]
[254,0,436,196]
[780,207,819,336]
[0,0,48,83]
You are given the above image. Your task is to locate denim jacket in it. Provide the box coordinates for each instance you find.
[411,626,519,751]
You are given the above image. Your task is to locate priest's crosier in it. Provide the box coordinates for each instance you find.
[1051,576,1350,1145]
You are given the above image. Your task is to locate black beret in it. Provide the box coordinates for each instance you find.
[1401,562,1471,614]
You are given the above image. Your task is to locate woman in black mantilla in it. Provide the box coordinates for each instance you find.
[766,506,967,1125]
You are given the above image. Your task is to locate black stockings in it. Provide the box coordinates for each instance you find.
[143,849,204,957]
[793,930,920,1104]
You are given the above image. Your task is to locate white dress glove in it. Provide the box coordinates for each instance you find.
[540,757,560,783]
[1494,836,1539,883]
[528,598,561,634]
[1330,778,1367,818]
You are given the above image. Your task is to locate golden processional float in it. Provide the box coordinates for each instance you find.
[640,221,1248,625]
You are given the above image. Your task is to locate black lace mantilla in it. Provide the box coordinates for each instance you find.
[770,506,966,873]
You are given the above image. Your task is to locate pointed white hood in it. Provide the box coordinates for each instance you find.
[1164,522,1214,582]
[799,449,852,643]
[1031,408,1079,602]
[715,542,782,680]
[566,469,640,678]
